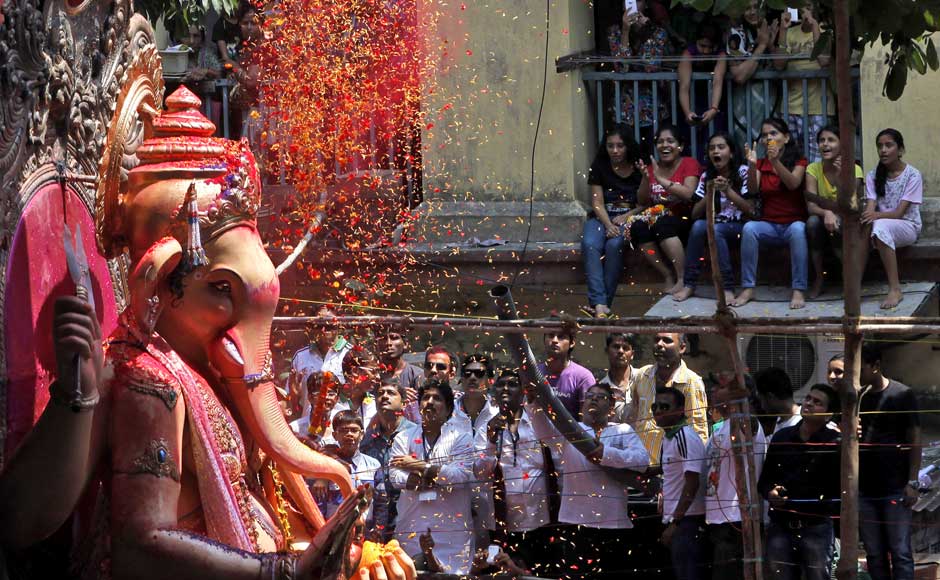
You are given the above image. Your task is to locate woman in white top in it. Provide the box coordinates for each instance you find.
[862,129,923,309]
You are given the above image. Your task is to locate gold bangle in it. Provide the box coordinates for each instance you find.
[48,380,100,413]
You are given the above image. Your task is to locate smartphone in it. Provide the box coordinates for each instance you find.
[787,7,800,24]
[624,0,638,15]
[486,544,501,565]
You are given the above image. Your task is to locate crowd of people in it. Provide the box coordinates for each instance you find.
[278,308,923,580]
[583,2,920,318]
[582,121,922,316]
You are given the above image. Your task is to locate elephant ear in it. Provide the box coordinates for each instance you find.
[128,236,182,335]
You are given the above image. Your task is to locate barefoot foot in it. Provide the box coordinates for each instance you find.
[723,290,735,304]
[672,287,695,302]
[662,277,677,294]
[880,288,903,309]
[667,280,685,295]
[808,278,824,300]
[731,288,754,307]
[790,289,806,310]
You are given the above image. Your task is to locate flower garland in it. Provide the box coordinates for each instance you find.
[624,204,670,236]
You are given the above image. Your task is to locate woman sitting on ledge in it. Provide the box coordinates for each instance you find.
[674,132,755,303]
[733,117,808,309]
[863,128,923,309]
[629,124,701,295]
[581,124,643,318]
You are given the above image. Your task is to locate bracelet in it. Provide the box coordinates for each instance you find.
[49,380,100,413]
[259,553,297,580]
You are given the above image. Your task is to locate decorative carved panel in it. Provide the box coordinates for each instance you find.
[0,0,164,465]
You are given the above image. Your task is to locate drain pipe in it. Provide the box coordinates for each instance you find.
[490,285,649,487]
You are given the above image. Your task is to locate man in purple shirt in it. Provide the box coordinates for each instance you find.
[537,317,596,418]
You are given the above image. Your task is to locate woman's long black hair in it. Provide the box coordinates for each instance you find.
[594,122,641,167]
[873,128,905,198]
[760,117,801,170]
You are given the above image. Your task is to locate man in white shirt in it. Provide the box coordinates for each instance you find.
[477,368,552,577]
[389,379,474,575]
[704,374,768,580]
[653,387,708,580]
[452,353,499,551]
[286,307,351,434]
[597,333,642,424]
[527,382,650,578]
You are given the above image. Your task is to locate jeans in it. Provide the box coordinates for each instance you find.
[859,494,914,580]
[740,220,808,290]
[582,218,626,307]
[672,516,708,580]
[683,219,744,289]
[766,520,834,580]
[708,523,744,580]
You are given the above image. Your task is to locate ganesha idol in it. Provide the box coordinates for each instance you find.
[16,87,412,580]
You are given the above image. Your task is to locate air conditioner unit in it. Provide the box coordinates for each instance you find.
[737,333,844,394]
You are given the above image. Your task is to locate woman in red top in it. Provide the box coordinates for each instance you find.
[733,117,809,309]
[630,125,702,294]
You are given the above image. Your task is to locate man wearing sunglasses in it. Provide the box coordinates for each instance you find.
[453,353,499,552]
[402,345,459,423]
[652,387,707,580]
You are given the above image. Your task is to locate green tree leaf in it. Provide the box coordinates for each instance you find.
[689,0,714,11]
[927,38,940,70]
[911,42,928,74]
[884,54,909,100]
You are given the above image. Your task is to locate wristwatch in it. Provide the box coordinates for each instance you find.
[907,479,923,492]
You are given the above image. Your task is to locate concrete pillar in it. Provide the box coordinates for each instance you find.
[413,0,596,244]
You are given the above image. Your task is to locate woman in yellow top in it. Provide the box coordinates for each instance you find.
[804,125,864,297]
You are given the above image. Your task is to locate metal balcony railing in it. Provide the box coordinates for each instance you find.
[579,62,862,161]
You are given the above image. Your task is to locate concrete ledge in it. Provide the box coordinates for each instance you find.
[409,200,587,244]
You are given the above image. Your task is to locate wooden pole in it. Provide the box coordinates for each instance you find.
[705,182,764,580]
[834,0,861,578]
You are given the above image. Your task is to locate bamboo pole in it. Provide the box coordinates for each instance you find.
[273,316,940,335]
[834,0,861,578]
[704,181,763,580]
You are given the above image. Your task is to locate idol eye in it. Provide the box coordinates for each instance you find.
[210,280,232,294]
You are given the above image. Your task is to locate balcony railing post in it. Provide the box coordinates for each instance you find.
[633,80,641,144]
[614,81,622,124]
[596,80,603,141]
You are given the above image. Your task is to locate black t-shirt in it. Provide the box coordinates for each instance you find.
[587,158,641,217]
[859,379,920,496]
[758,422,841,523]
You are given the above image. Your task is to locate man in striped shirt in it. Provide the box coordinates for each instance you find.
[627,333,709,463]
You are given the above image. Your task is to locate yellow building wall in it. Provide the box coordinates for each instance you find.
[419,0,596,203]
[861,41,940,196]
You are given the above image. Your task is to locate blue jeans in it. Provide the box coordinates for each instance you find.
[683,219,743,289]
[582,218,626,307]
[766,520,834,580]
[672,516,708,580]
[859,494,914,580]
[740,220,808,290]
